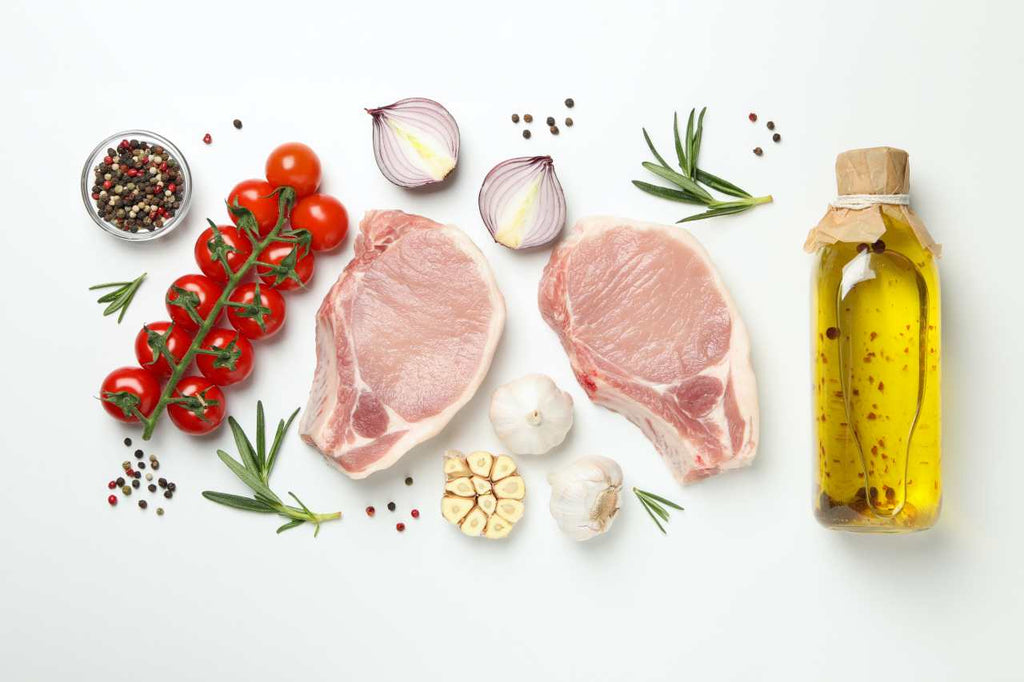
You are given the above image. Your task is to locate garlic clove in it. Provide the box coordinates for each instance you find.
[467,451,494,477]
[445,477,476,497]
[484,514,513,540]
[495,499,525,524]
[471,476,493,496]
[489,374,574,456]
[461,507,488,536]
[490,455,517,482]
[478,494,497,516]
[493,475,526,500]
[444,451,472,479]
[442,495,475,524]
[547,456,623,541]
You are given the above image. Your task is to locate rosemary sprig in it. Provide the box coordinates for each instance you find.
[89,273,146,323]
[633,107,772,222]
[202,401,341,536]
[632,487,684,534]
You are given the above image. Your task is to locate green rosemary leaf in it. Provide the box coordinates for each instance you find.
[690,107,706,179]
[645,496,672,523]
[638,495,667,534]
[228,416,260,478]
[677,204,752,223]
[266,408,300,478]
[90,273,146,324]
[643,128,671,169]
[673,112,689,176]
[202,491,276,513]
[639,490,685,511]
[276,519,305,534]
[288,492,314,517]
[256,401,267,473]
[632,180,706,205]
[641,162,713,203]
[696,169,751,198]
[216,449,281,504]
[684,108,696,178]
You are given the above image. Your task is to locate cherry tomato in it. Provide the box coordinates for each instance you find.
[196,328,255,386]
[256,240,315,291]
[100,366,162,423]
[167,376,226,435]
[227,179,280,235]
[265,142,321,198]
[134,322,193,377]
[227,282,286,340]
[194,224,253,283]
[165,274,223,332]
[291,194,349,252]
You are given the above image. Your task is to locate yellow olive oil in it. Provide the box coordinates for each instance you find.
[812,207,941,531]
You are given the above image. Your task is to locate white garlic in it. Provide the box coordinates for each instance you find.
[489,374,573,455]
[547,456,623,541]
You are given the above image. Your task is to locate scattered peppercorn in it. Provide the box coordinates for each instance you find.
[124,437,132,447]
[772,133,781,143]
[564,98,575,108]
[148,484,157,493]
[167,482,176,492]
[138,500,148,510]
[872,240,886,253]
[90,138,185,234]
[146,473,153,481]
[156,508,165,516]
[546,116,555,126]
[138,461,146,470]
[411,509,420,519]
[158,478,167,489]
[396,523,406,532]
[767,121,775,130]
[233,119,243,130]
[523,130,531,139]
[134,449,144,459]
[151,460,160,470]
[387,501,396,512]
[857,243,869,253]
[366,506,376,517]
[108,480,116,490]
[116,477,125,487]
[122,461,131,471]
[550,125,559,135]
[511,113,520,123]
[132,479,140,489]
[405,476,414,486]
[826,327,840,340]
[753,147,763,156]
[203,133,212,145]
[133,471,141,479]
[108,495,118,506]
[523,114,533,123]
[164,490,173,499]
[122,485,132,495]
[565,117,573,127]
[748,112,757,122]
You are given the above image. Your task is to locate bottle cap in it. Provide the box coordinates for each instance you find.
[836,147,910,195]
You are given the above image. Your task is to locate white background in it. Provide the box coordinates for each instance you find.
[1,1,1021,680]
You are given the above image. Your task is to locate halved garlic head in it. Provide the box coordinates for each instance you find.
[441,449,525,540]
[367,97,459,188]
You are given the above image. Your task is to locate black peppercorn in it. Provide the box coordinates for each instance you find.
[134,449,143,459]
[164,490,173,499]
[167,482,176,492]
[139,500,148,510]
[233,119,243,129]
[148,484,157,493]
[546,116,555,126]
[132,479,140,489]
[767,121,775,130]
[138,461,146,470]
[405,476,414,486]
[772,133,781,143]
[511,113,520,123]
[158,478,167,488]
[124,437,132,447]
[116,477,125,487]
[753,147,763,156]
[826,327,840,340]
[550,126,559,135]
[387,502,396,512]
[523,130,531,139]
[565,117,573,127]
[872,240,886,253]
[564,98,575,108]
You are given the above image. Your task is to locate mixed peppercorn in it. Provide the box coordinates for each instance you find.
[364,476,420,532]
[90,139,185,234]
[748,112,783,155]
[105,437,176,515]
[512,97,576,139]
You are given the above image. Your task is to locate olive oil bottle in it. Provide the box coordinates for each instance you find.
[805,147,941,532]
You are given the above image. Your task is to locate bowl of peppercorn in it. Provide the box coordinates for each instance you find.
[81,130,192,241]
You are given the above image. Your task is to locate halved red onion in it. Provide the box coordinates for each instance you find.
[478,156,566,250]
[367,98,460,188]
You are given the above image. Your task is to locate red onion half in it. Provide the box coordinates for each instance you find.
[478,156,566,250]
[367,98,460,188]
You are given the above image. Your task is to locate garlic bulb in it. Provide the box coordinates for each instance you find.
[489,374,573,455]
[547,456,623,541]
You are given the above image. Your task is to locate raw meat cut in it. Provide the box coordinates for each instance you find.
[300,210,505,479]
[538,216,758,483]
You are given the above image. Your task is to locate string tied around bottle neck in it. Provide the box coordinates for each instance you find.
[830,194,910,210]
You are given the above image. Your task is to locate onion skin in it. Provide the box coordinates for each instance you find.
[367,98,460,188]
[478,156,566,250]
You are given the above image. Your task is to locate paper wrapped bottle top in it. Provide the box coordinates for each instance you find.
[804,146,939,256]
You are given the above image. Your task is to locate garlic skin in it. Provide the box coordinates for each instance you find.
[489,374,573,455]
[547,456,623,541]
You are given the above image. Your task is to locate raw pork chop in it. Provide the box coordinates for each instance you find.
[300,210,505,479]
[538,216,758,483]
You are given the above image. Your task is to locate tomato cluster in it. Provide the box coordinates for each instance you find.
[100,143,349,436]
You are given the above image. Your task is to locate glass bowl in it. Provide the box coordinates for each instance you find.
[81,129,193,242]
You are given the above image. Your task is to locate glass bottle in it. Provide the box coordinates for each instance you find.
[807,147,941,532]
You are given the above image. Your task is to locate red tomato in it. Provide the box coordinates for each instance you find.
[227,179,280,235]
[165,274,223,332]
[265,142,321,198]
[256,240,315,291]
[291,194,349,251]
[167,376,226,435]
[100,366,162,423]
[194,224,253,283]
[196,328,255,386]
[134,322,193,377]
[227,282,286,340]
